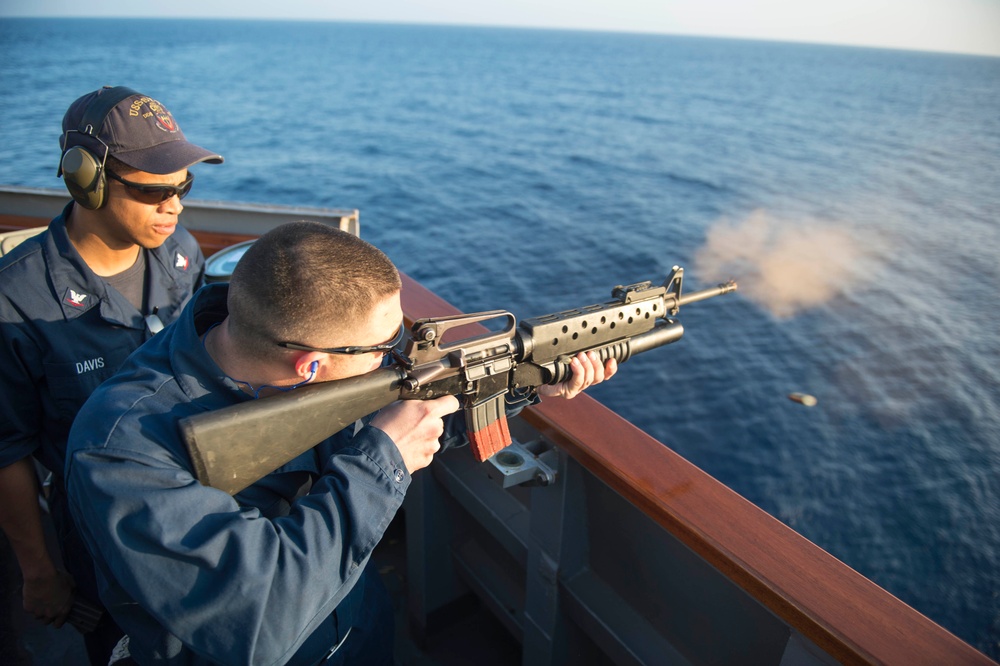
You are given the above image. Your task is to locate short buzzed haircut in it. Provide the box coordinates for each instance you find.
[227,221,401,361]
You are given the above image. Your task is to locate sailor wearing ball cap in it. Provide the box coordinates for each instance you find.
[0,85,223,665]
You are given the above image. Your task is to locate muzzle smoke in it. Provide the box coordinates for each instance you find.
[693,210,871,318]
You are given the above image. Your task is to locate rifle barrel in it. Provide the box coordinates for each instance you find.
[677,280,738,308]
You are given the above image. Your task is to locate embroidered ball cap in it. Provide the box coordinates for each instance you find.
[61,87,224,175]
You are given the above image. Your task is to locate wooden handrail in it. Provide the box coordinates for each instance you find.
[0,215,49,234]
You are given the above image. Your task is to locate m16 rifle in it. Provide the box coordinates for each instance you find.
[180,266,737,494]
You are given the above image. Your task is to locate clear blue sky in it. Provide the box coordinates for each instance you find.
[3,0,999,57]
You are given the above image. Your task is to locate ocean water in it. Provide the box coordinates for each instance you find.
[1,18,998,657]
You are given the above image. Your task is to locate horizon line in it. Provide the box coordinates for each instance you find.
[2,14,998,59]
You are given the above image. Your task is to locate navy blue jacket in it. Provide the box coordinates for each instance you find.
[0,202,205,477]
[65,284,411,665]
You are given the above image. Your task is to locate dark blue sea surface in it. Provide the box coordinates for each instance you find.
[1,18,998,657]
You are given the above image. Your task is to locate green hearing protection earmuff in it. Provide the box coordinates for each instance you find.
[59,86,139,210]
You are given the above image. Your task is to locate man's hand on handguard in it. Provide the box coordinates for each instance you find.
[537,350,618,400]
[371,395,461,474]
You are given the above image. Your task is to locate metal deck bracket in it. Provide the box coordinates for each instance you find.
[485,439,558,489]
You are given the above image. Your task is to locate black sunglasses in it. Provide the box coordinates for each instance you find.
[277,323,406,356]
[106,169,194,205]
